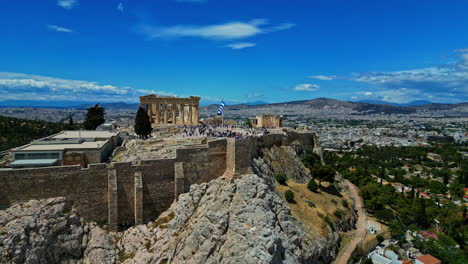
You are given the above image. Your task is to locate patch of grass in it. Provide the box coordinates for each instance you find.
[145,240,152,251]
[333,209,345,218]
[342,199,349,208]
[152,211,175,229]
[118,251,135,263]
[307,200,316,208]
[323,215,335,231]
[276,181,350,237]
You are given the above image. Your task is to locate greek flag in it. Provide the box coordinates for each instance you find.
[217,100,225,116]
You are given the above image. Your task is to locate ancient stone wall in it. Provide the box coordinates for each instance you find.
[0,163,109,225]
[0,131,317,230]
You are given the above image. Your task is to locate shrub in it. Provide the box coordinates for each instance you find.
[323,216,335,231]
[333,209,345,218]
[285,190,295,203]
[275,174,287,185]
[307,200,316,208]
[342,199,349,208]
[331,199,338,205]
[377,235,384,244]
[307,180,319,192]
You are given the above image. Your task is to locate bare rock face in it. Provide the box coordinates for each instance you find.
[259,146,312,184]
[116,173,340,264]
[0,197,116,264]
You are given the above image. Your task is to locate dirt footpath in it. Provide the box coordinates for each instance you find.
[334,179,367,264]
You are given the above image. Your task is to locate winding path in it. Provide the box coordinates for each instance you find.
[334,179,367,264]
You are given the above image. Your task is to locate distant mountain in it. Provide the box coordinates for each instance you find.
[244,101,269,106]
[357,100,433,107]
[71,102,140,110]
[0,100,86,108]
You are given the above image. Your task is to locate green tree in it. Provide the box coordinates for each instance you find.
[310,166,335,186]
[285,190,295,203]
[275,174,288,185]
[426,234,467,264]
[84,104,105,130]
[307,179,319,192]
[134,106,153,139]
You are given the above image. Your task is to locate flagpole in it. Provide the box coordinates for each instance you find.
[221,98,224,127]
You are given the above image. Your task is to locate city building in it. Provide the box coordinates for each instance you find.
[140,94,201,126]
[250,114,282,128]
[10,130,121,168]
[415,255,441,264]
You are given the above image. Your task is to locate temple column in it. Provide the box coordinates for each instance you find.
[180,104,185,125]
[193,104,199,125]
[188,104,193,125]
[164,104,168,124]
[155,103,160,124]
[171,103,176,125]
[147,104,154,123]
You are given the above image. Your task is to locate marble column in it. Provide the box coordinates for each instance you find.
[147,104,153,123]
[193,105,199,125]
[155,103,160,124]
[188,104,193,124]
[164,104,168,124]
[171,104,176,124]
[179,104,185,125]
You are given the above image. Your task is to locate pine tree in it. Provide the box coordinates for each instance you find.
[134,106,152,139]
[84,104,105,130]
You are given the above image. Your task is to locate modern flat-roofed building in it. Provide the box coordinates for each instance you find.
[10,130,122,168]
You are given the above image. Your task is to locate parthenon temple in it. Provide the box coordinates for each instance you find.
[140,94,201,126]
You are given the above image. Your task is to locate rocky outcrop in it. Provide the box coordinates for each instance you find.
[116,173,340,264]
[0,197,116,264]
[258,145,312,184]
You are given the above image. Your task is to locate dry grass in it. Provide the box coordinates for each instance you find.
[276,180,353,237]
[151,211,175,229]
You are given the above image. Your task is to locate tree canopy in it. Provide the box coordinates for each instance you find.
[134,106,152,139]
[84,104,105,130]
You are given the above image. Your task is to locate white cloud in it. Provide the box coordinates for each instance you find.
[225,42,256,50]
[57,0,78,10]
[293,84,320,91]
[0,72,175,102]
[309,75,336,81]
[47,25,73,33]
[137,19,294,40]
[245,93,264,98]
[117,3,124,12]
[335,48,468,103]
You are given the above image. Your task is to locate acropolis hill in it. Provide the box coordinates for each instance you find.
[0,97,358,264]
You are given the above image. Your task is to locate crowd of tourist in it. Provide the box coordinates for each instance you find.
[178,125,271,139]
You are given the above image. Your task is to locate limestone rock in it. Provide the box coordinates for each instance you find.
[115,172,341,264]
[0,197,116,264]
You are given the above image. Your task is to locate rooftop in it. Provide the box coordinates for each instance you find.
[416,255,441,264]
[51,130,118,139]
[17,141,106,151]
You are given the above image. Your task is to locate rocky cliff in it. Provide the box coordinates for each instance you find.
[0,146,355,264]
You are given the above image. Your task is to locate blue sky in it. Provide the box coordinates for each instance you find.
[1,0,468,105]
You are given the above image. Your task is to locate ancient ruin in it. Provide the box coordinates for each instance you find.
[0,129,319,231]
[139,94,201,126]
[250,114,283,128]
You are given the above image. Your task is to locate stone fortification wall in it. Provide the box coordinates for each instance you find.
[0,131,316,230]
[0,163,109,224]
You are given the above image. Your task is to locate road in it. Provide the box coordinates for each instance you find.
[334,179,367,264]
